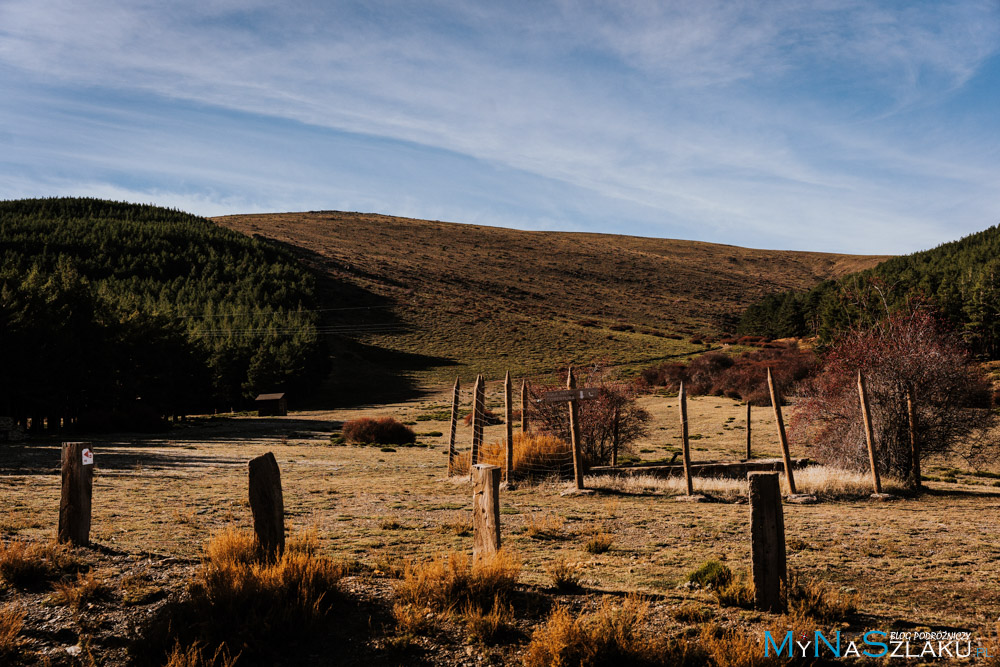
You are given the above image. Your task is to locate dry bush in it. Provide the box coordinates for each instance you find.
[548,559,582,592]
[787,575,857,622]
[524,596,697,667]
[462,600,513,645]
[462,407,503,427]
[525,514,565,541]
[0,603,25,661]
[50,570,111,612]
[396,550,519,616]
[165,642,238,667]
[452,432,574,479]
[342,416,416,445]
[134,527,347,665]
[584,532,613,554]
[0,538,82,588]
[715,572,755,610]
[697,623,785,667]
[687,561,732,590]
[392,601,431,637]
[792,311,996,478]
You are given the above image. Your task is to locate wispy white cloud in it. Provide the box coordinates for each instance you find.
[0,0,998,253]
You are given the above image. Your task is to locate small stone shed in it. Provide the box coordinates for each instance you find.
[255,393,287,417]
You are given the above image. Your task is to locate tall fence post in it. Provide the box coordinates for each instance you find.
[447,377,460,476]
[58,442,94,546]
[745,402,752,461]
[611,406,620,467]
[857,371,883,495]
[472,464,501,561]
[248,452,285,560]
[906,382,921,491]
[567,368,585,490]
[470,374,484,472]
[521,379,529,435]
[504,371,513,482]
[749,472,787,613]
[678,382,694,495]
[766,367,797,494]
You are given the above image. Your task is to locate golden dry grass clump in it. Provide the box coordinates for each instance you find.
[452,432,572,477]
[396,549,520,614]
[0,538,82,588]
[0,603,25,661]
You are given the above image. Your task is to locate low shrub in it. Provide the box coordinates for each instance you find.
[50,570,111,612]
[342,417,416,445]
[0,539,82,588]
[396,550,520,615]
[584,532,613,554]
[787,575,857,622]
[687,560,732,590]
[0,603,24,661]
[462,407,504,427]
[548,559,582,592]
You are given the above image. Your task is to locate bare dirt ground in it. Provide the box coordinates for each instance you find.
[3,390,1000,663]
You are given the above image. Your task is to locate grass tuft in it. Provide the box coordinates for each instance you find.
[548,558,583,592]
[0,538,83,588]
[396,550,519,615]
[164,641,239,667]
[0,602,25,661]
[687,560,731,589]
[584,532,614,554]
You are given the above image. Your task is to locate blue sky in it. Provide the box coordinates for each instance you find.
[1,1,998,254]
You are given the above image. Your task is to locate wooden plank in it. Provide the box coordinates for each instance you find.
[470,374,484,471]
[248,452,285,560]
[447,377,460,476]
[472,464,501,561]
[749,472,787,613]
[504,371,513,481]
[906,382,921,491]
[520,378,528,435]
[567,368,585,490]
[857,371,883,494]
[766,367,797,494]
[540,387,600,403]
[678,382,694,495]
[745,402,752,461]
[58,442,93,546]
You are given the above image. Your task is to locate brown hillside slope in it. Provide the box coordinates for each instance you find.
[215,211,886,387]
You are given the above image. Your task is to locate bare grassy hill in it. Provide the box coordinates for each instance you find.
[214,211,886,390]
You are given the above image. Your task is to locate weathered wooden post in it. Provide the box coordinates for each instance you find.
[906,382,921,490]
[58,443,94,546]
[447,377,460,475]
[470,374,484,471]
[611,406,620,467]
[766,368,797,494]
[472,464,501,561]
[749,472,787,613]
[521,379,529,434]
[567,368,585,490]
[248,452,285,560]
[745,402,752,461]
[857,371,883,495]
[678,382,694,495]
[504,371,514,481]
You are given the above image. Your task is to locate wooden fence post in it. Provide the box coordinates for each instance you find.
[906,382,921,491]
[248,452,285,560]
[472,464,501,560]
[521,379,528,435]
[749,472,787,613]
[58,442,94,546]
[766,368,797,494]
[745,402,752,461]
[857,371,883,495]
[611,406,620,467]
[678,382,694,495]
[567,368,585,490]
[505,371,513,481]
[470,375,484,471]
[447,377,460,476]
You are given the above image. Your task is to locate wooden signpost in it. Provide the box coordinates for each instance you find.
[58,442,94,546]
[766,368,797,495]
[540,387,600,403]
[248,452,285,560]
[857,371,883,495]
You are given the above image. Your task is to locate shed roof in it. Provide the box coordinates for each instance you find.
[255,393,286,401]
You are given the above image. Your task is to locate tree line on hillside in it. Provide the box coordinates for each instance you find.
[737,224,1000,357]
[0,198,329,430]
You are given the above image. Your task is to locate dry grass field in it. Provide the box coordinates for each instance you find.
[4,390,999,664]
[213,212,885,391]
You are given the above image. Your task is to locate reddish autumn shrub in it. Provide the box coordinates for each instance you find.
[462,408,503,427]
[527,366,650,467]
[341,417,416,445]
[790,312,995,478]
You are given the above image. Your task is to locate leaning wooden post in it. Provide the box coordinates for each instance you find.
[504,371,514,481]
[611,406,620,467]
[766,368,797,494]
[745,401,752,461]
[248,452,285,560]
[472,464,501,561]
[857,371,883,495]
[58,442,94,546]
[678,382,694,495]
[470,374,484,472]
[906,382,921,490]
[749,472,787,613]
[520,378,529,435]
[447,377,460,476]
[567,368,585,490]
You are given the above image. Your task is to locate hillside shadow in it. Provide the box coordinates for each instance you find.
[266,240,457,407]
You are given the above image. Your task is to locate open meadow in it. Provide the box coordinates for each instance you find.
[4,389,999,664]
